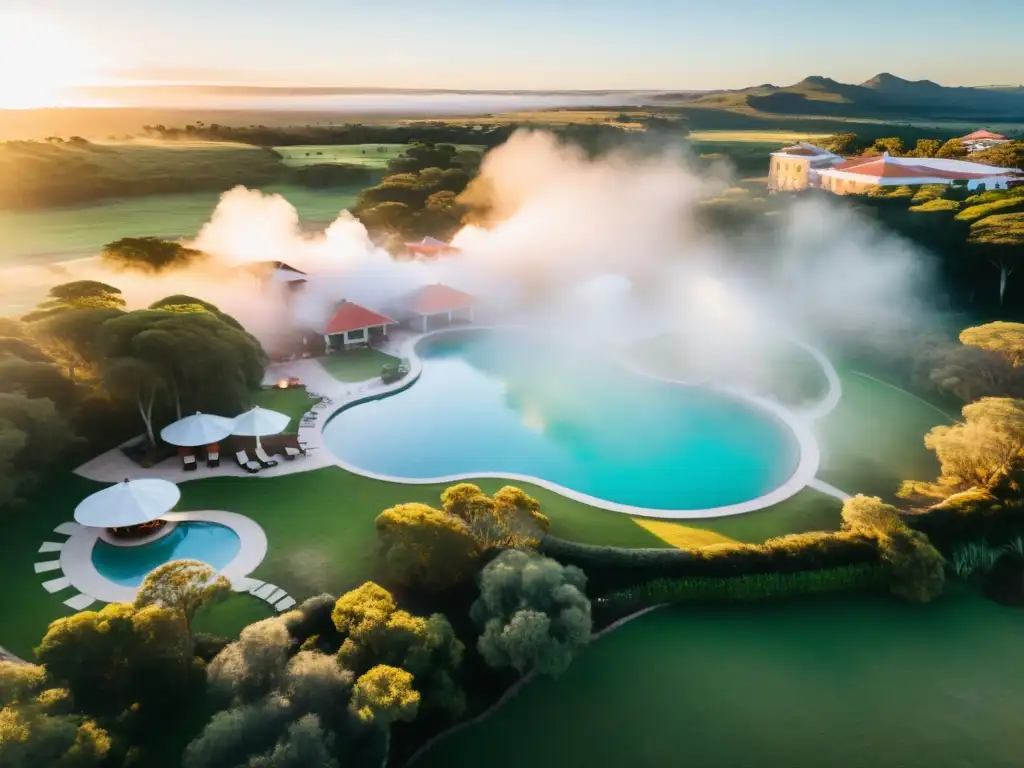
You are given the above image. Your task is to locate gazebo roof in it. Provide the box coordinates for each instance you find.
[324,301,396,335]
[404,283,476,316]
[961,130,1007,141]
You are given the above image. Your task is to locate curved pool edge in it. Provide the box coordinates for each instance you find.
[323,325,823,520]
[59,510,268,604]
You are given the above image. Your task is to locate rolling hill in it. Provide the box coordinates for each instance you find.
[657,73,1024,122]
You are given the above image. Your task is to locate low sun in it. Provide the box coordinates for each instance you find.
[0,13,96,109]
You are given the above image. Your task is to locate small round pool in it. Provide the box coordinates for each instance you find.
[324,329,804,512]
[91,522,241,587]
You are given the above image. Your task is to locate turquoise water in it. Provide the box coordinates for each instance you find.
[91,522,241,587]
[323,330,800,510]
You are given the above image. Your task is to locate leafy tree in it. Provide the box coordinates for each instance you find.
[440,483,549,551]
[0,693,111,768]
[872,137,903,155]
[0,357,77,408]
[22,281,125,322]
[183,695,292,768]
[99,308,266,433]
[820,133,857,154]
[375,503,479,590]
[936,138,968,159]
[968,213,1024,305]
[245,714,338,768]
[0,393,77,509]
[135,559,231,637]
[330,583,464,716]
[900,397,1024,503]
[207,618,293,706]
[930,344,1024,401]
[101,237,205,273]
[908,138,941,158]
[471,550,592,677]
[36,603,198,718]
[149,295,245,330]
[961,322,1024,367]
[840,495,945,602]
[349,665,419,728]
[29,307,124,382]
[0,336,50,362]
[969,140,1023,169]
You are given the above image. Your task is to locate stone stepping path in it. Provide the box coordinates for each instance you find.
[34,523,96,612]
[240,577,297,612]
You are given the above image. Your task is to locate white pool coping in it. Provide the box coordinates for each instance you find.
[322,326,836,520]
[59,510,268,604]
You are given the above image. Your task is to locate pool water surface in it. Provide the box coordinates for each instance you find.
[324,330,802,511]
[91,522,241,587]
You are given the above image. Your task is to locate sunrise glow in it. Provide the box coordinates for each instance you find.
[0,13,98,109]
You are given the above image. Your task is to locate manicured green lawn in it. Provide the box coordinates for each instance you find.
[318,348,399,382]
[252,386,319,430]
[816,368,952,502]
[192,592,275,638]
[414,589,1024,768]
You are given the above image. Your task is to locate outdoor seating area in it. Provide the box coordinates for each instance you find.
[152,402,322,477]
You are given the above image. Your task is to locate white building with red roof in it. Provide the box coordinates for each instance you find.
[400,283,476,332]
[768,142,845,193]
[816,152,1021,195]
[960,129,1010,153]
[322,300,396,351]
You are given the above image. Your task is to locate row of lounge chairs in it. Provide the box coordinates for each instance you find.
[235,444,311,474]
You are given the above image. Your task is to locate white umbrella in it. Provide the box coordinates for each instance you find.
[74,478,182,528]
[231,406,290,453]
[160,412,236,447]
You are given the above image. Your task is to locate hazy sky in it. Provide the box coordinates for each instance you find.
[8,0,1024,91]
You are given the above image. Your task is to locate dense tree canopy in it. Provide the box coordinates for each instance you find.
[961,322,1024,368]
[841,495,945,602]
[36,603,200,720]
[135,559,231,637]
[0,393,77,509]
[900,397,1024,503]
[375,503,479,590]
[22,281,125,322]
[349,665,419,728]
[101,237,206,273]
[471,550,592,677]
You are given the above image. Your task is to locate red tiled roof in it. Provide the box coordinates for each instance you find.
[405,284,476,315]
[831,156,1012,180]
[961,130,1007,141]
[324,301,396,335]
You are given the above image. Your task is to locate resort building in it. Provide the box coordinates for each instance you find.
[405,236,460,260]
[322,300,396,351]
[767,143,845,193]
[960,129,1010,153]
[245,261,309,291]
[816,153,1023,195]
[400,283,476,332]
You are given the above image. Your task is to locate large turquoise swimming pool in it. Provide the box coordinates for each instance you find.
[323,329,802,511]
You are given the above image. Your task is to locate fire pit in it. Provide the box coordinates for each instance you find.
[276,377,302,389]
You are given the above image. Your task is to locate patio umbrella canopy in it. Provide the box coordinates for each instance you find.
[160,412,236,447]
[232,406,290,453]
[74,478,182,528]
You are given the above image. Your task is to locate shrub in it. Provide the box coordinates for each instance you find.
[599,564,886,611]
[375,503,480,590]
[539,530,878,595]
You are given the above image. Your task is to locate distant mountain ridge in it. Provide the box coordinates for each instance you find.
[658,73,1024,121]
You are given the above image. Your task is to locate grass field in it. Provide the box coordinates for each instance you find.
[689,130,831,143]
[253,386,320,430]
[275,144,409,168]
[413,590,1024,768]
[318,348,401,382]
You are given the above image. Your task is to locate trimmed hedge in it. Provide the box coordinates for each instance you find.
[599,564,887,611]
[540,531,879,595]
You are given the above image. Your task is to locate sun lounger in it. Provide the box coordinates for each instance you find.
[207,451,220,468]
[235,451,261,474]
[285,445,308,460]
[183,453,197,471]
[254,447,279,468]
